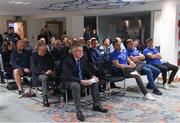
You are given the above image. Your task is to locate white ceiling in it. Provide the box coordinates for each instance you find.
[0,0,161,16]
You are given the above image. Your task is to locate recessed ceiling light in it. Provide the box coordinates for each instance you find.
[8,1,31,5]
[122,0,144,2]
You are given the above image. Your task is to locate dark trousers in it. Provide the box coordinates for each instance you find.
[116,68,148,96]
[66,82,101,111]
[152,63,178,84]
[38,74,53,96]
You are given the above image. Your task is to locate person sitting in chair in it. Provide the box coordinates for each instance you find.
[31,43,54,107]
[143,38,178,90]
[10,40,30,97]
[110,39,156,101]
[61,44,108,121]
[126,39,162,95]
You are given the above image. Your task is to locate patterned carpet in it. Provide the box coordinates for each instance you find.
[24,82,180,122]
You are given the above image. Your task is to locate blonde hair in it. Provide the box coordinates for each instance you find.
[52,40,62,47]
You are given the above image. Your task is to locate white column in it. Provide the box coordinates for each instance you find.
[66,16,84,38]
[161,0,176,65]
[153,0,177,65]
[150,11,155,39]
[153,10,161,46]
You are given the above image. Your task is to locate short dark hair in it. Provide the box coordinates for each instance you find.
[146,38,153,43]
[102,38,109,44]
[9,27,14,30]
[126,39,134,44]
[113,40,119,46]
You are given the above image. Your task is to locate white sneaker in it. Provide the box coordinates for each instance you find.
[163,83,170,90]
[168,83,177,88]
[144,93,156,101]
[130,71,140,76]
[18,90,24,98]
[34,87,43,95]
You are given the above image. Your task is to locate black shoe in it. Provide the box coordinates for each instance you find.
[153,88,163,95]
[93,105,108,113]
[110,83,117,88]
[76,110,85,121]
[43,95,50,107]
[0,80,5,84]
[146,84,153,89]
[99,88,106,92]
[99,85,106,92]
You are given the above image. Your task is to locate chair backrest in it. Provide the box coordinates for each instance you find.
[94,61,115,78]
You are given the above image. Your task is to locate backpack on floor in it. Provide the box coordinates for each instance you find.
[6,82,17,90]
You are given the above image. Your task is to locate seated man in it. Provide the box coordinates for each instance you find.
[126,39,162,95]
[61,44,108,121]
[10,40,30,97]
[110,40,155,100]
[89,38,116,88]
[89,38,105,63]
[143,38,178,89]
[31,43,54,107]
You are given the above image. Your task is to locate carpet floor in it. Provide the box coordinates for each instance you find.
[1,79,180,122]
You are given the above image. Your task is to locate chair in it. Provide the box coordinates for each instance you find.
[94,61,126,98]
[58,80,96,111]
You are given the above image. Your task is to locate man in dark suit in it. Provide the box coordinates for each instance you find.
[31,43,54,107]
[61,44,108,121]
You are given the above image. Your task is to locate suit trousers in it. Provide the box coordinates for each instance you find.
[66,82,101,111]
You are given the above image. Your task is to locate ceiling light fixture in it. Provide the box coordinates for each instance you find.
[8,1,31,5]
[122,0,144,2]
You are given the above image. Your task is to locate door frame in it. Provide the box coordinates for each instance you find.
[46,21,63,39]
[7,20,27,38]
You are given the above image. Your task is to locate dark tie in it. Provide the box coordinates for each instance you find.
[77,60,82,80]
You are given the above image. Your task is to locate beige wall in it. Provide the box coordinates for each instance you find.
[0,16,67,48]
[0,15,44,47]
[0,15,16,34]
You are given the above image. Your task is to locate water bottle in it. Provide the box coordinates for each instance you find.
[60,95,64,108]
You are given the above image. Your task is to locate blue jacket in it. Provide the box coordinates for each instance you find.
[10,49,30,70]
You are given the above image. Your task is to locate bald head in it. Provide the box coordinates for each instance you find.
[16,40,25,53]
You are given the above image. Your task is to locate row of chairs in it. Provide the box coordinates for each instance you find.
[58,61,127,110]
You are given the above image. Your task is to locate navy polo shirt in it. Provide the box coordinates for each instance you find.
[143,47,162,64]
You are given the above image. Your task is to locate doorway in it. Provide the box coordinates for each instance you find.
[7,20,27,39]
[46,21,63,39]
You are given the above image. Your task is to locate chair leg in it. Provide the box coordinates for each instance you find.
[65,91,68,111]
[105,82,111,99]
[84,88,88,105]
[123,79,126,95]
